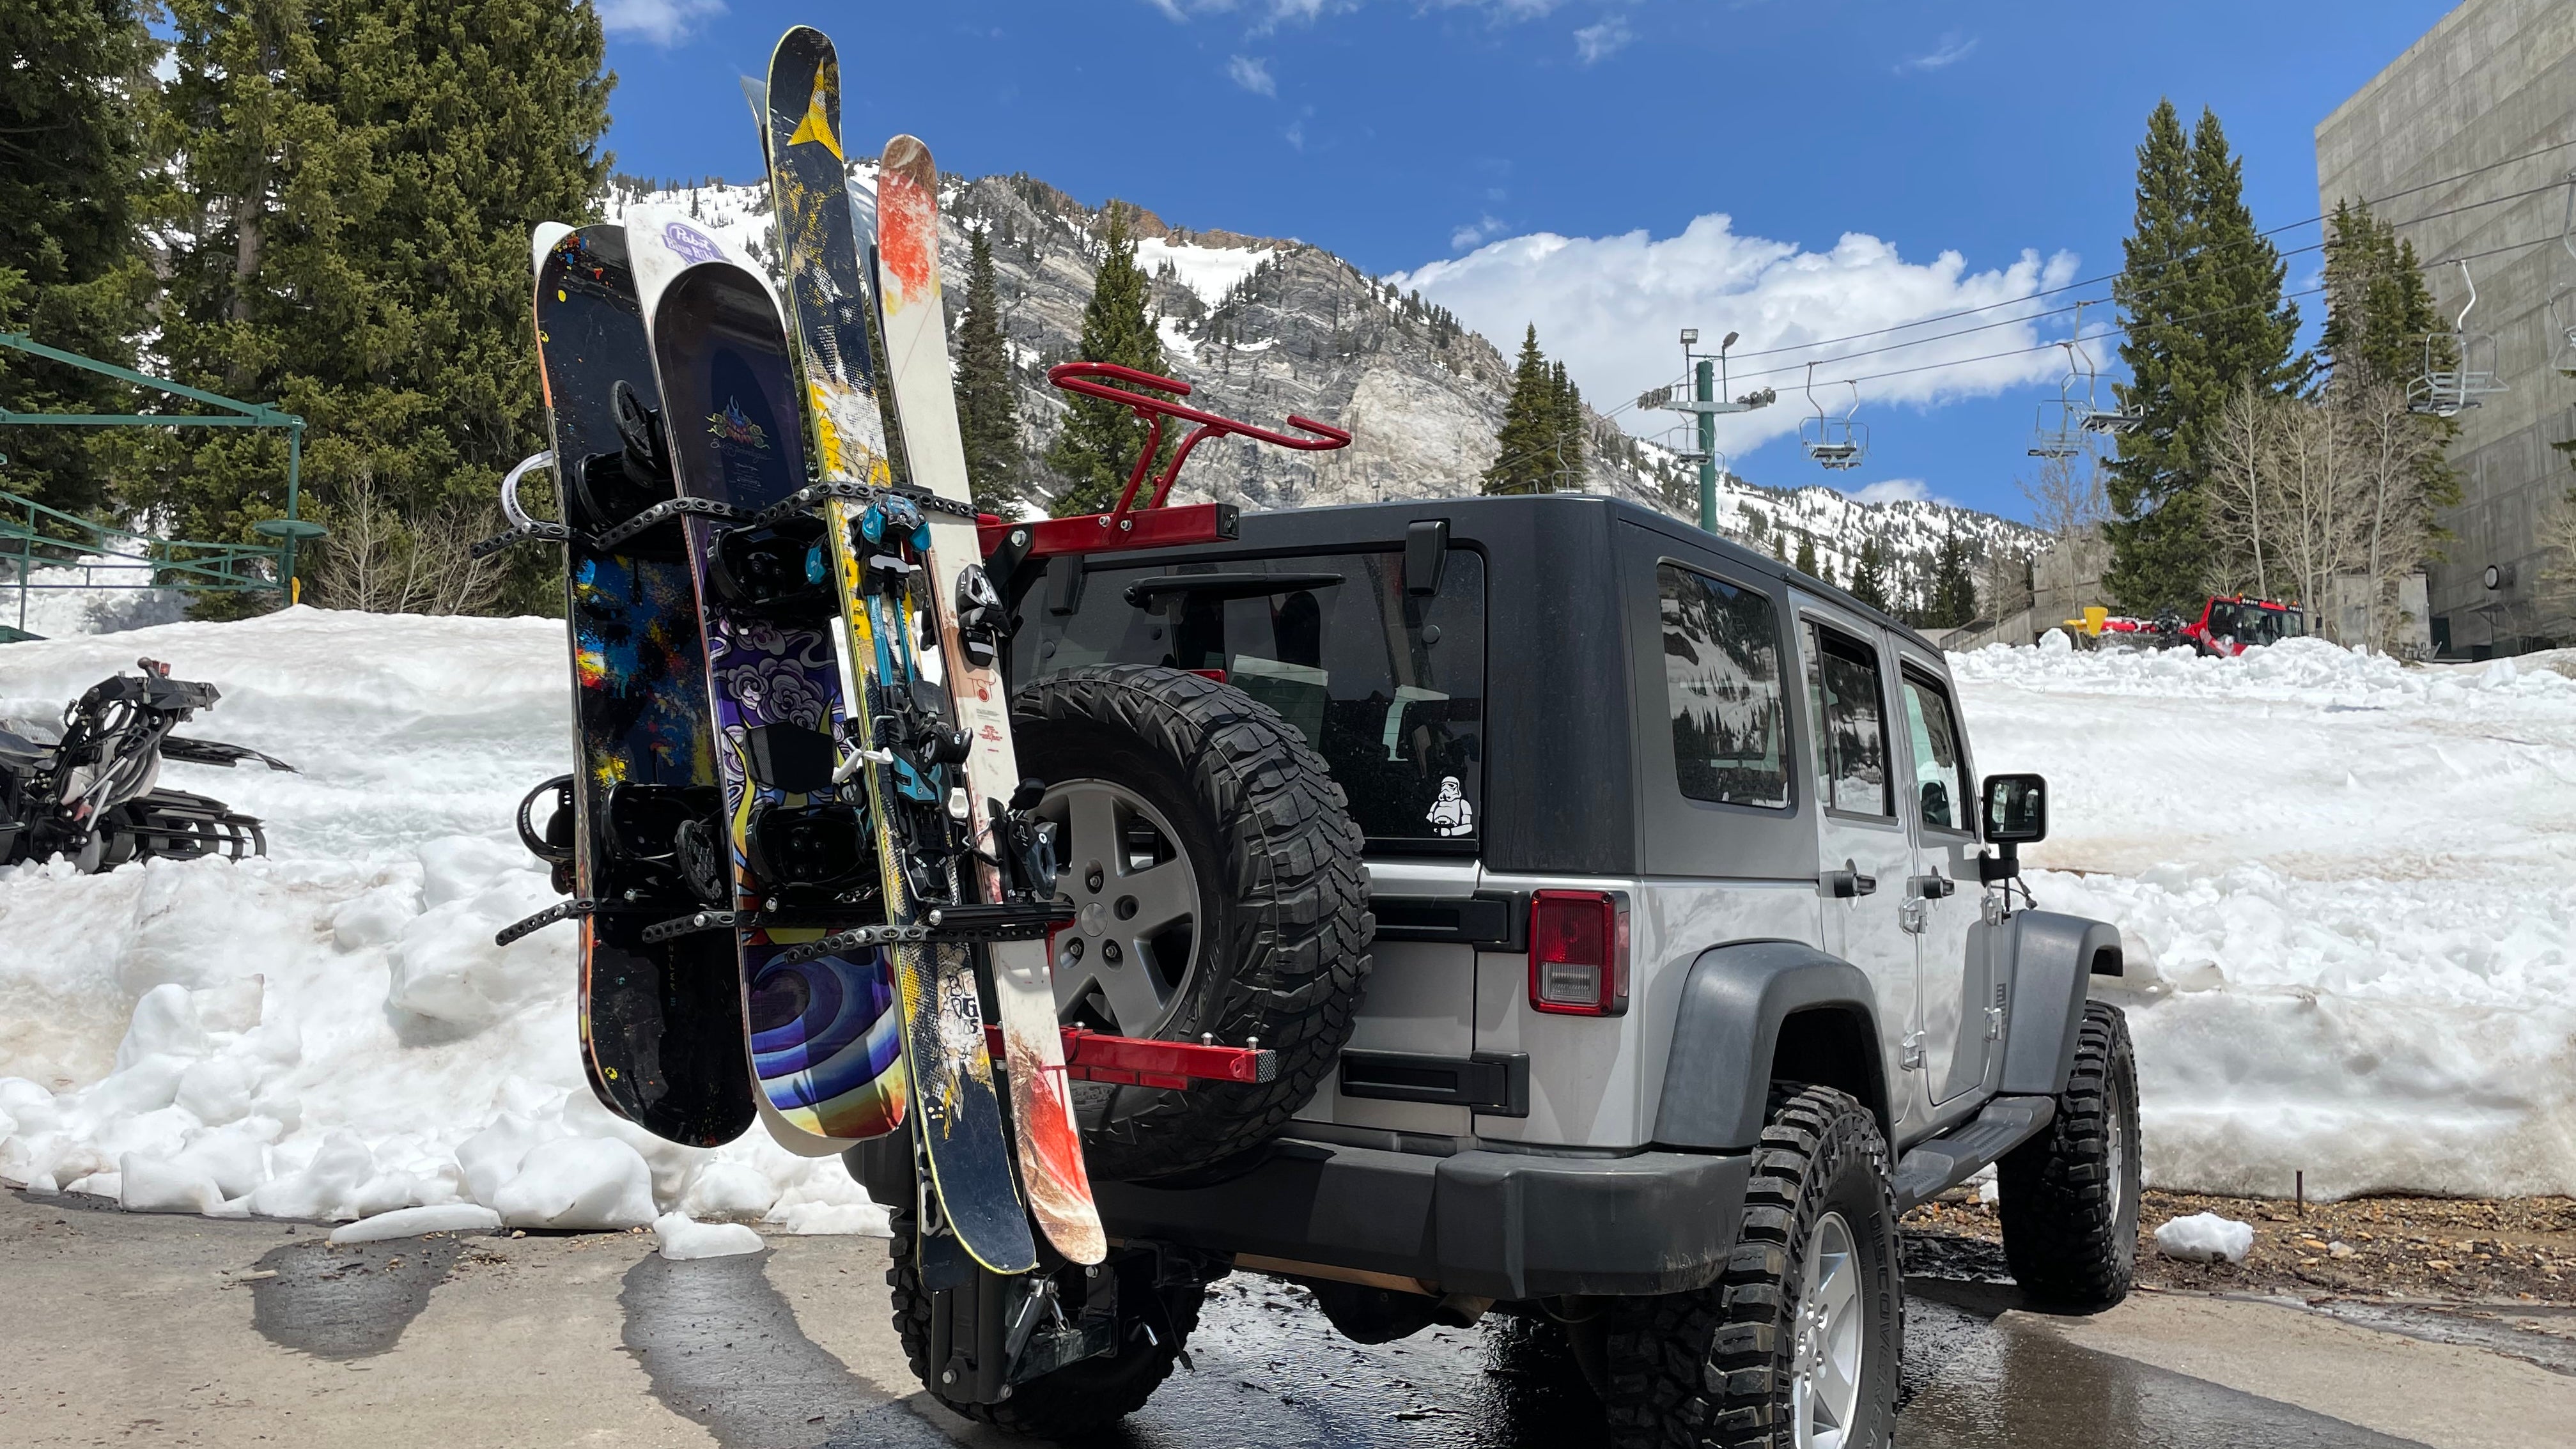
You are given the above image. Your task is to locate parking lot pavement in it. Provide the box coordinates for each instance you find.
[8,1188,2567,1448]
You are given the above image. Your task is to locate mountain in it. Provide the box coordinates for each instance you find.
[603,169,2042,604]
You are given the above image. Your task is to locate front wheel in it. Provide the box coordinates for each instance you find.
[1998,1000,2141,1309]
[1599,1084,1900,1449]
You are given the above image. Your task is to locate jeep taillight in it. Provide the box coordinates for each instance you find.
[1528,890,1627,1016]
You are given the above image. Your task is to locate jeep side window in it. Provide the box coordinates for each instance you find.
[1899,671,1971,834]
[1657,564,1790,809]
[1803,622,1891,817]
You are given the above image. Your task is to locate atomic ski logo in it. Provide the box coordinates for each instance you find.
[663,221,724,265]
[707,398,770,451]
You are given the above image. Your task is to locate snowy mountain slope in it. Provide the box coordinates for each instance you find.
[1,616,2568,1225]
[604,169,2040,580]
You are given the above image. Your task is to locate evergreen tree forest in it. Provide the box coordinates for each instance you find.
[1482,325,1587,494]
[952,224,1021,514]
[1046,203,1170,516]
[2104,100,2304,614]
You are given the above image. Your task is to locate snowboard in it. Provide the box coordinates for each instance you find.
[760,31,1041,1275]
[625,206,908,1154]
[877,132,1106,1264]
[531,222,753,1149]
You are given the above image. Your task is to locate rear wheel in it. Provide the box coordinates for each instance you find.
[1599,1085,1900,1449]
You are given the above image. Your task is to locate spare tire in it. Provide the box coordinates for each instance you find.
[1014,663,1372,1182]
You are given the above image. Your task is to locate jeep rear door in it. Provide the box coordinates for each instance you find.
[1794,603,1917,1132]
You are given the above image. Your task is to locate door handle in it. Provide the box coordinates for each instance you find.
[1912,872,1955,900]
[1822,860,1879,899]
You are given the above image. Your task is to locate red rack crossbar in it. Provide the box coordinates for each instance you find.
[983,1025,1276,1089]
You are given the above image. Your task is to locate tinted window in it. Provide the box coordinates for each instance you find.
[1659,564,1789,809]
[1900,672,1971,833]
[1804,622,1891,816]
[1017,549,1484,846]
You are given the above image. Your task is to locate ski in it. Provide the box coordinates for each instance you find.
[520,222,752,1149]
[625,204,908,1156]
[876,132,1106,1264]
[758,31,1041,1274]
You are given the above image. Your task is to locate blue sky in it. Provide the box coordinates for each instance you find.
[596,0,2461,522]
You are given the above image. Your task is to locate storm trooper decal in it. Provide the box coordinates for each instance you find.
[1427,775,1475,837]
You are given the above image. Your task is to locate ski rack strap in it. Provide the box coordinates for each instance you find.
[470,450,574,558]
[590,495,756,552]
[761,899,1078,963]
[751,479,980,531]
[492,898,647,947]
[981,1025,1278,1088]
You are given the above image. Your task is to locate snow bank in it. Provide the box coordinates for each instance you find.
[655,1211,764,1260]
[330,1203,501,1244]
[1955,637,2576,1199]
[2,556,194,640]
[0,608,891,1231]
[2153,1211,2255,1264]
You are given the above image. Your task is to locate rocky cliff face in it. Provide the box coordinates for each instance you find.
[608,168,2042,588]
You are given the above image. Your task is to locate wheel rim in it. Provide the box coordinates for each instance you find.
[2105,1071,2129,1228]
[1038,777,1204,1039]
[1790,1210,1865,1449]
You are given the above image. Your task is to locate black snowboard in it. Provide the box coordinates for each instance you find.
[535,224,754,1148]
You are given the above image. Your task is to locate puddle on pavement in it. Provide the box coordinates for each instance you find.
[246,1236,465,1360]
[619,1248,948,1449]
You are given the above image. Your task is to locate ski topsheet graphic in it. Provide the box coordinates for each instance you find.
[626,205,907,1155]
[876,132,1106,1264]
[528,222,751,1149]
[759,30,1040,1274]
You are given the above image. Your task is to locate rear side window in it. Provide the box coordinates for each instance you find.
[1017,549,1485,847]
[1658,564,1790,809]
[1900,671,1971,833]
[1804,622,1891,817]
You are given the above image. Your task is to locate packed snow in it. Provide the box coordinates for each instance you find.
[1955,637,2576,1200]
[2,614,2572,1230]
[2152,1211,2256,1264]
[0,608,889,1234]
[1135,236,1276,309]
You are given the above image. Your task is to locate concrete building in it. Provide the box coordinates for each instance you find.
[2317,0,2576,658]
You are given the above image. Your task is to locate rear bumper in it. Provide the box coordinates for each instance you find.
[1094,1136,1751,1301]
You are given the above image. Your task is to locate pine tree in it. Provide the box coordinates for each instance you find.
[1927,535,1978,626]
[2105,102,2303,614]
[952,223,1021,515]
[152,0,612,614]
[2320,197,2460,536]
[0,0,159,517]
[1849,539,1889,611]
[1483,325,1559,495]
[1046,202,1170,516]
[1793,534,1818,579]
[1549,359,1586,490]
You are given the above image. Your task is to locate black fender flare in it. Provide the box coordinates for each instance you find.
[1652,940,1891,1152]
[1999,911,2125,1096]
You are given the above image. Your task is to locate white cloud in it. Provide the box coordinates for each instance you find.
[598,0,725,47]
[1451,215,1509,250]
[1897,31,1978,72]
[1227,55,1278,96]
[1392,214,2078,461]
[1574,15,1633,65]
[1853,479,1932,504]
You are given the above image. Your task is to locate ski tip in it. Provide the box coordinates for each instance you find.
[531,221,574,277]
[881,134,938,192]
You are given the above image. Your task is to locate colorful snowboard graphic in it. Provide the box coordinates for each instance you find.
[627,206,906,1153]
[761,31,1039,1274]
[532,223,752,1148]
[876,132,1106,1264]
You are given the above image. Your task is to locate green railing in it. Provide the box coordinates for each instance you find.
[0,332,323,638]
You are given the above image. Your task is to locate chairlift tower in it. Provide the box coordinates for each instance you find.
[1638,329,1774,532]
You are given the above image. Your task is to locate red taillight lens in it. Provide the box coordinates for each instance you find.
[1528,890,1627,1016]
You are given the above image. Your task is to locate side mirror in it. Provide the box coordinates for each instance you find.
[1982,773,2047,844]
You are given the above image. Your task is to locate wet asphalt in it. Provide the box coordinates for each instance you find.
[5,1187,2567,1448]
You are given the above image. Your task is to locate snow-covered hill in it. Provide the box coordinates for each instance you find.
[603,169,2041,590]
[1,616,2568,1227]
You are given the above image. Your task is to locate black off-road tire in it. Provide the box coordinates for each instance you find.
[885,1207,1204,1436]
[1998,1000,2141,1309]
[1599,1085,1900,1449]
[1014,663,1372,1182]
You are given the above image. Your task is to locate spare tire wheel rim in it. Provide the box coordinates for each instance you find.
[1039,777,1204,1039]
[1790,1209,1864,1449]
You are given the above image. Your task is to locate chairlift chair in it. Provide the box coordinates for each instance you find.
[2062,305,2141,435]
[1799,363,1867,470]
[2549,173,2576,372]
[2028,399,2084,459]
[2409,260,2510,418]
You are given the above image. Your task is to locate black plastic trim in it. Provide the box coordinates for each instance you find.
[1369,890,1526,949]
[1339,1050,1530,1117]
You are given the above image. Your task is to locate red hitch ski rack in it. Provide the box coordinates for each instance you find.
[984,1025,1276,1089]
[977,362,1351,562]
